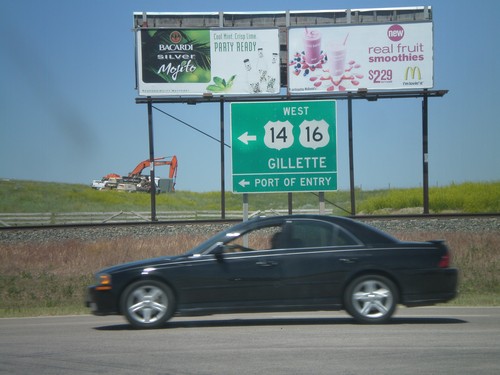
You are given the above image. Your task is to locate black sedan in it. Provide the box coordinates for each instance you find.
[86,215,458,328]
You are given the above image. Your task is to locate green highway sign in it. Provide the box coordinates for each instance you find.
[231,100,337,193]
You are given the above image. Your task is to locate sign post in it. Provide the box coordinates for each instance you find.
[231,100,337,193]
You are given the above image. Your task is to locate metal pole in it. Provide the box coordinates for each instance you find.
[147,98,157,221]
[319,192,325,214]
[422,90,429,214]
[348,94,356,215]
[243,193,248,247]
[220,98,226,219]
[288,193,293,215]
[243,193,249,221]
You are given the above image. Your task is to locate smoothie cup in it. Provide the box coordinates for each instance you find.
[303,30,322,65]
[327,41,347,77]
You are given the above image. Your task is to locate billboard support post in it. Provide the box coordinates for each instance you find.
[147,98,157,221]
[423,89,429,214]
[220,98,226,219]
[348,94,356,216]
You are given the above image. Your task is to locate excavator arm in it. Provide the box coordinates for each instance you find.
[93,155,178,192]
[128,157,164,177]
[128,156,178,192]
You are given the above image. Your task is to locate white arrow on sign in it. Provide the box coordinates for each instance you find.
[238,131,257,145]
[238,179,250,188]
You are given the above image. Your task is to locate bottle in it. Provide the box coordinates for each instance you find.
[256,48,268,89]
[244,59,260,93]
[267,52,279,92]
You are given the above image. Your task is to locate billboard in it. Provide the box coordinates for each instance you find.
[136,28,280,96]
[288,22,433,93]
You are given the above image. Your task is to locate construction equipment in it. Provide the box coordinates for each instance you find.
[91,156,178,193]
[91,173,121,190]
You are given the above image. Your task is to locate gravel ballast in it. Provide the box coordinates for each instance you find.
[1,216,498,245]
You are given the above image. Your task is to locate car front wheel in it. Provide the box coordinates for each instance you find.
[344,275,397,324]
[121,280,175,329]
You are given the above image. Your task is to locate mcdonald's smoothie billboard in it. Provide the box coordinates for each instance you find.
[136,28,280,96]
[288,22,433,93]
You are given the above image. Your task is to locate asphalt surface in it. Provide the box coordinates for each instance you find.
[1,307,499,375]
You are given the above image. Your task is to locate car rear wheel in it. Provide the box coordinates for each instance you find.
[344,275,397,324]
[121,280,175,329]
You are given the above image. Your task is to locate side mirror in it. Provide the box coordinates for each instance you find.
[211,242,225,262]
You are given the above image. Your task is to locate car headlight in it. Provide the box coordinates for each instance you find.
[95,274,112,291]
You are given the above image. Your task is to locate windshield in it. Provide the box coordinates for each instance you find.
[182,221,250,256]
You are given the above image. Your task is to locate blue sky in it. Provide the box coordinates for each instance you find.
[1,0,499,193]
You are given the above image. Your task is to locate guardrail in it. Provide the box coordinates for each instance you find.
[0,209,322,227]
[0,211,238,226]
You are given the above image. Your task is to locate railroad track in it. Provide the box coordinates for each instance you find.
[1,213,498,247]
[0,212,499,231]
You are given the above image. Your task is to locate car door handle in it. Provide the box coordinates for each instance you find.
[339,258,358,264]
[256,261,278,267]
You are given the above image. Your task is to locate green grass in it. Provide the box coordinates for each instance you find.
[0,273,93,317]
[355,181,500,214]
[1,179,498,214]
[0,179,354,214]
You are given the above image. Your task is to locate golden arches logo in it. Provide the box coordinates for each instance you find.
[405,66,422,80]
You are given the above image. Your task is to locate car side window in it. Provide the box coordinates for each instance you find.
[284,220,359,248]
[222,219,359,252]
[224,225,282,252]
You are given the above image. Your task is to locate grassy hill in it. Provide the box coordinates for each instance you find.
[0,179,499,215]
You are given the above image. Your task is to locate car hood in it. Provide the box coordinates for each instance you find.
[99,255,182,274]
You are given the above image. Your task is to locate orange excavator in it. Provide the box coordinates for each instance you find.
[91,156,178,192]
[126,156,178,193]
[128,156,178,180]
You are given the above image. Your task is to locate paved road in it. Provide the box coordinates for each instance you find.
[1,307,499,375]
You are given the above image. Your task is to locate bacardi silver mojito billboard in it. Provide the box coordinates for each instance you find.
[288,22,433,93]
[136,28,280,96]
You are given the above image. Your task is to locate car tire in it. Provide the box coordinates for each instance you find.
[344,274,397,324]
[121,280,175,329]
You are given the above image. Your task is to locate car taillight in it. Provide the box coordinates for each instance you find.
[438,254,450,268]
[430,240,451,268]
